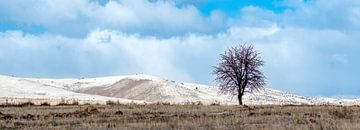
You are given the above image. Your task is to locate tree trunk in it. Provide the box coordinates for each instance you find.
[237,94,243,105]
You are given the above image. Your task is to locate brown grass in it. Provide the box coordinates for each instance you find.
[0,104,360,129]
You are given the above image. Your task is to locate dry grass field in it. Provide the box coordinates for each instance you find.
[1,103,360,129]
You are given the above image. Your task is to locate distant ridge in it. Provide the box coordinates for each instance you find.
[0,74,359,105]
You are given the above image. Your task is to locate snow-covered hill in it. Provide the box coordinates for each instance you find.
[0,74,359,105]
[0,75,144,105]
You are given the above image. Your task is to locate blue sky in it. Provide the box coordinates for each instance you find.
[0,0,360,97]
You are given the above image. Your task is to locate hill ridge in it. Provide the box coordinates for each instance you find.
[0,74,359,105]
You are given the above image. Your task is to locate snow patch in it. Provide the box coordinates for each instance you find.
[0,74,360,105]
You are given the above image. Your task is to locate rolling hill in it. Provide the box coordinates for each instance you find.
[0,74,359,105]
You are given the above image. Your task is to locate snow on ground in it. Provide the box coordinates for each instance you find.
[0,75,145,105]
[0,74,360,105]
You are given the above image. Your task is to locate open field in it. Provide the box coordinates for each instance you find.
[1,104,360,129]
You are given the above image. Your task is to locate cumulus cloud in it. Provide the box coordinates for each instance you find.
[2,24,360,96]
[279,0,360,30]
[0,30,192,81]
[0,0,360,96]
[0,0,226,37]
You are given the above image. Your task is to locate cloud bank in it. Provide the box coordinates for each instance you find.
[0,0,360,96]
[0,0,226,37]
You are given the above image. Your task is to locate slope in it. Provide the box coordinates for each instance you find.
[0,74,359,105]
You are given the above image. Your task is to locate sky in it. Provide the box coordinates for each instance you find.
[0,0,359,97]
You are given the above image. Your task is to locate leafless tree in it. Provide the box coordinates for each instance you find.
[213,44,266,105]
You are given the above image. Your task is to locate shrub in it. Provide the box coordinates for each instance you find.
[84,105,99,114]
[106,100,117,105]
[40,102,51,106]
[18,101,34,107]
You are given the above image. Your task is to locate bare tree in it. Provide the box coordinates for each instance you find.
[213,44,266,105]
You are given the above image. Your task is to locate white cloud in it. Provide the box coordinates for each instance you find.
[1,0,360,96]
[280,0,360,30]
[0,29,195,81]
[1,23,359,96]
[0,0,226,37]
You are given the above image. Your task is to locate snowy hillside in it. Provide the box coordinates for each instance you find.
[0,75,144,105]
[0,74,359,105]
